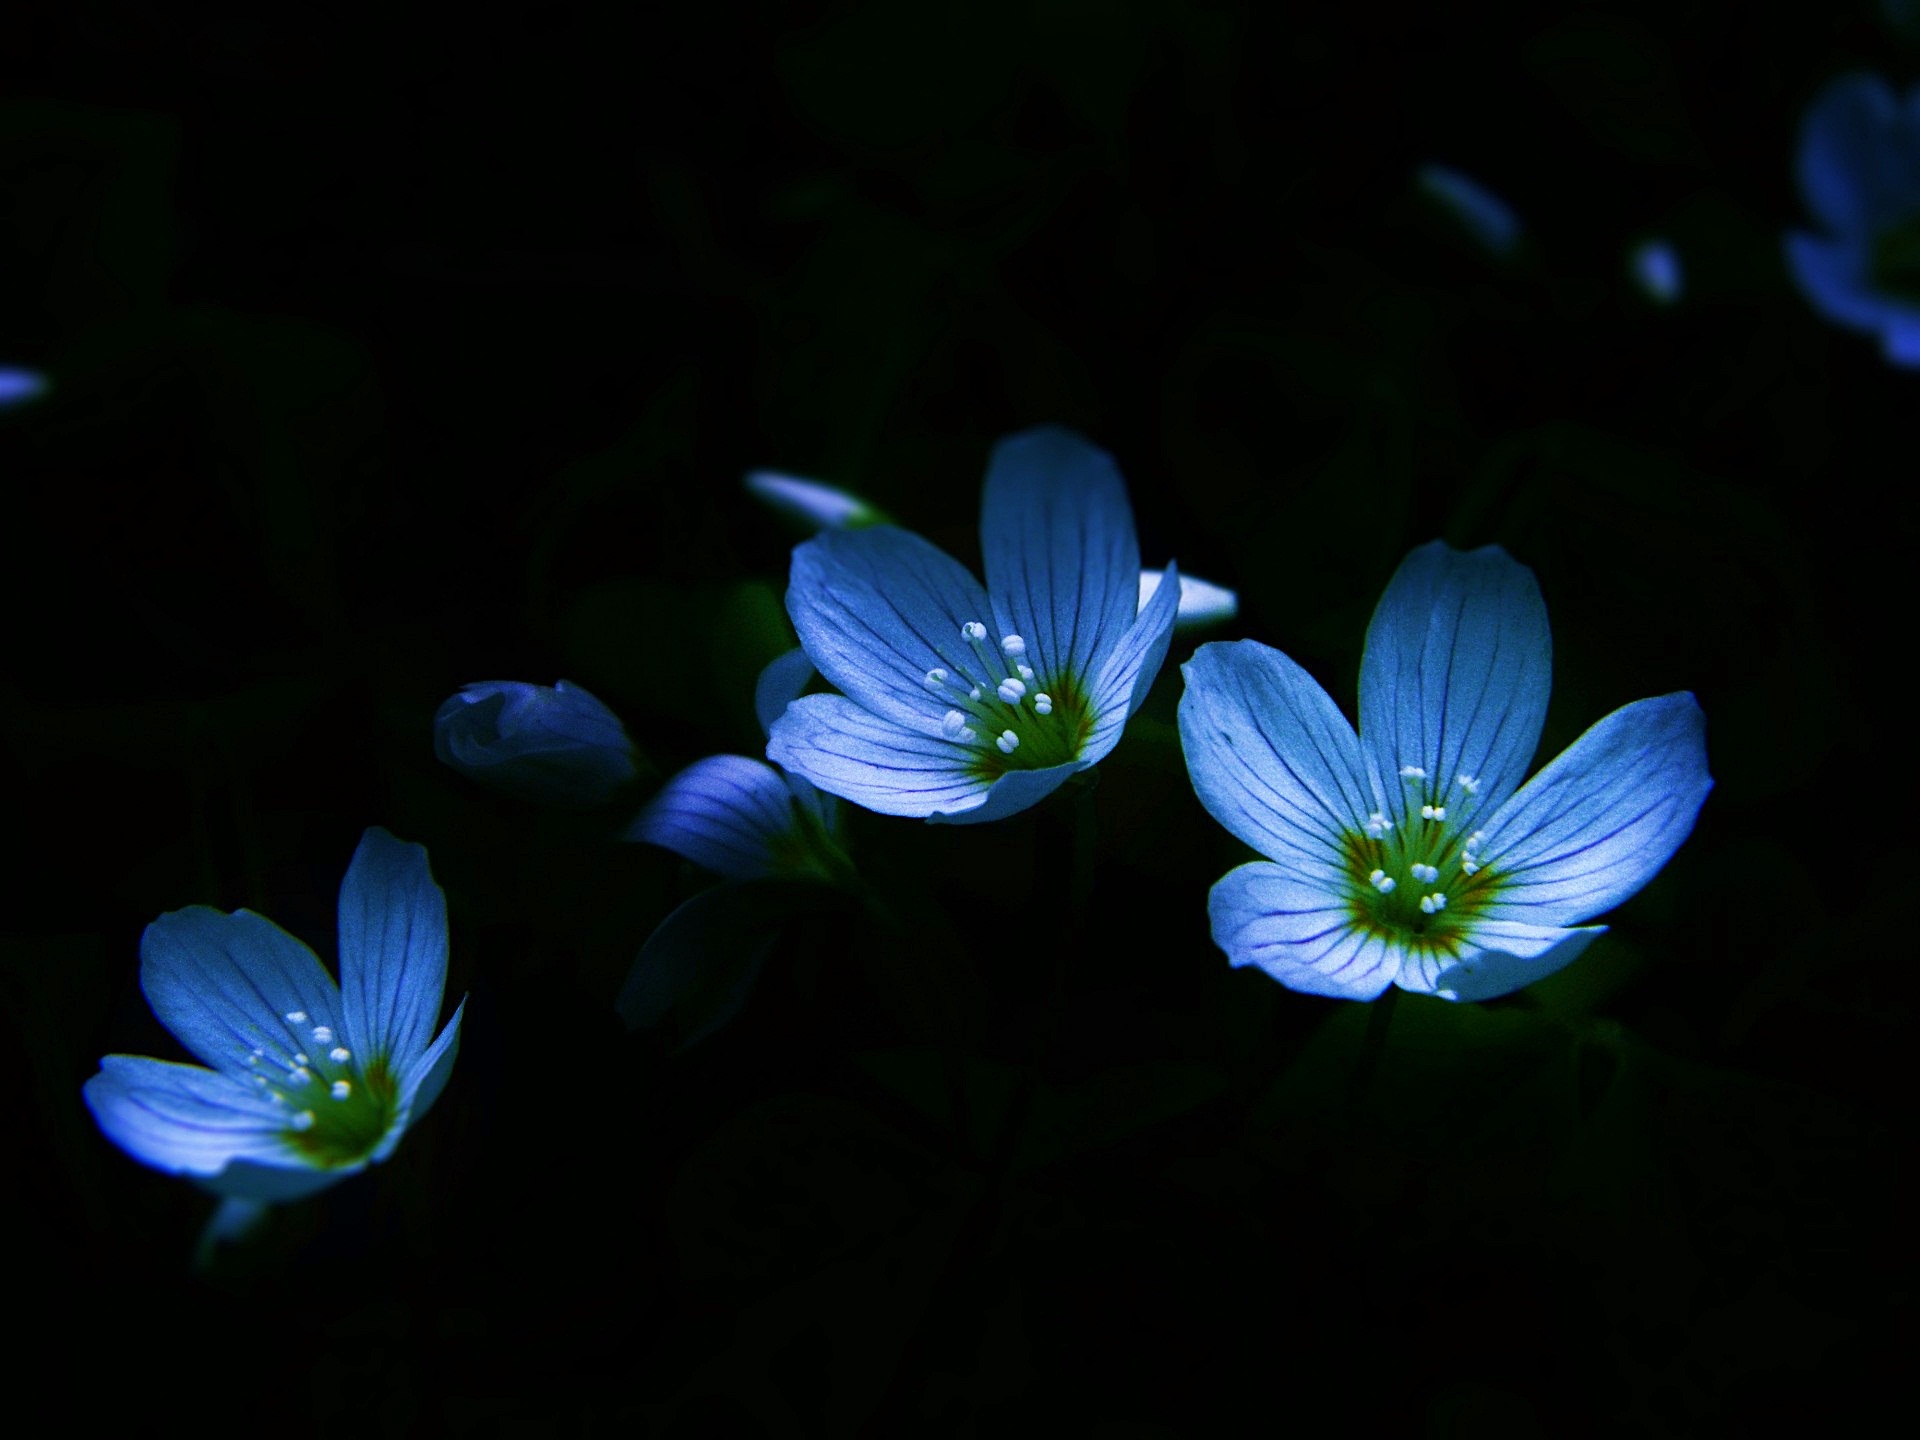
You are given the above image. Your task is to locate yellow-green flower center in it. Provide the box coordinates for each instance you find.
[921,624,1095,781]
[244,1014,403,1168]
[1340,768,1507,961]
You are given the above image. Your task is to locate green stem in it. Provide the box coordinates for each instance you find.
[1348,986,1399,1105]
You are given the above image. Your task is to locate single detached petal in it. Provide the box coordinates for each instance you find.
[83,1056,300,1178]
[1082,557,1182,765]
[1358,541,1551,825]
[1417,164,1522,259]
[926,759,1085,825]
[745,470,885,530]
[141,907,344,1081]
[1208,862,1398,1000]
[628,755,810,880]
[979,425,1142,694]
[1796,73,1918,235]
[1178,640,1376,886]
[1476,692,1712,928]
[433,679,638,807]
[787,526,996,731]
[768,693,986,818]
[754,647,817,738]
[1141,568,1239,631]
[337,828,449,1072]
[1427,923,1607,1003]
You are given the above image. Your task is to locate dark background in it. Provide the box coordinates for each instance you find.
[3,2,1902,1433]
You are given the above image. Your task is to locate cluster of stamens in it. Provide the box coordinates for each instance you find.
[241,1009,392,1160]
[1345,766,1499,945]
[922,624,1067,767]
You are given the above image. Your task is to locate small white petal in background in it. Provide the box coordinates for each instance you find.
[1416,164,1523,260]
[0,366,49,407]
[1140,568,1238,631]
[744,470,885,530]
[1630,240,1683,304]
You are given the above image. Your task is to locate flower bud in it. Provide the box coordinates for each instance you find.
[433,680,638,807]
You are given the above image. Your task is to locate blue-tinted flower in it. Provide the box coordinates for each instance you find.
[626,649,847,881]
[1630,239,1684,304]
[1417,164,1523,259]
[434,679,639,807]
[0,366,48,407]
[767,425,1181,824]
[1140,568,1238,631]
[1785,73,1920,365]
[1179,542,1711,1003]
[84,828,465,1201]
[745,470,889,530]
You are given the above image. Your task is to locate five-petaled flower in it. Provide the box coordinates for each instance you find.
[1179,541,1711,1003]
[767,424,1181,824]
[84,828,466,1201]
[1785,72,1920,365]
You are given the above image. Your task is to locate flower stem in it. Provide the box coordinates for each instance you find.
[1347,986,1399,1105]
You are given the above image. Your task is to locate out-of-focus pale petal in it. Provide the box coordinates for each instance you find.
[1630,240,1683,304]
[1208,862,1398,1000]
[745,470,886,530]
[1358,541,1551,825]
[1081,558,1181,765]
[1417,164,1522,259]
[1140,568,1239,630]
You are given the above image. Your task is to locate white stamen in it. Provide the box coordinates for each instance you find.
[1033,693,1053,715]
[1421,804,1447,821]
[961,621,988,642]
[268,1091,285,1105]
[1017,663,1035,682]
[311,1025,333,1044]
[996,730,1020,754]
[1399,766,1427,780]
[943,709,968,738]
[288,1067,313,1085]
[330,1079,351,1100]
[1369,869,1396,894]
[960,726,978,741]
[1461,859,1480,876]
[1419,892,1448,914]
[285,1011,309,1024]
[1455,774,1479,795]
[923,668,949,692]
[1365,811,1393,837]
[291,1110,316,1132]
[329,1046,351,1064]
[997,677,1027,703]
[293,1053,309,1066]
[247,1050,263,1066]
[1001,635,1026,656]
[968,685,983,701]
[1410,863,1439,884]
[253,1074,269,1087]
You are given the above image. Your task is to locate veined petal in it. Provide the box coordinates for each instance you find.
[627,755,809,880]
[1425,923,1607,1003]
[980,425,1141,695]
[1208,862,1398,1000]
[926,760,1085,825]
[1476,692,1711,928]
[83,1055,301,1178]
[1178,640,1376,885]
[767,693,986,818]
[337,828,449,1072]
[787,526,996,730]
[388,997,465,1156]
[1358,541,1551,824]
[1082,557,1182,766]
[754,647,817,739]
[141,907,344,1081]
[1797,72,1915,235]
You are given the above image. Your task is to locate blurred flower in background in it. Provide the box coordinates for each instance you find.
[83,828,465,1207]
[1785,72,1920,365]
[434,679,641,807]
[0,366,48,407]
[745,470,889,530]
[1416,163,1523,259]
[1180,542,1712,1003]
[1630,239,1684,304]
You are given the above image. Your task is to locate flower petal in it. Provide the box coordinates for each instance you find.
[744,470,885,530]
[83,1055,300,1178]
[754,647,817,738]
[1783,231,1911,333]
[1425,923,1608,1003]
[787,526,996,730]
[1140,568,1239,631]
[337,828,449,1073]
[1208,862,1398,1000]
[140,907,344,1081]
[926,760,1085,825]
[767,693,986,818]
[980,425,1141,695]
[1357,541,1552,824]
[1477,692,1712,927]
[1082,557,1182,765]
[627,755,808,880]
[387,997,465,1157]
[1178,640,1376,885]
[1417,164,1522,258]
[1796,72,1915,235]
[433,679,638,807]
